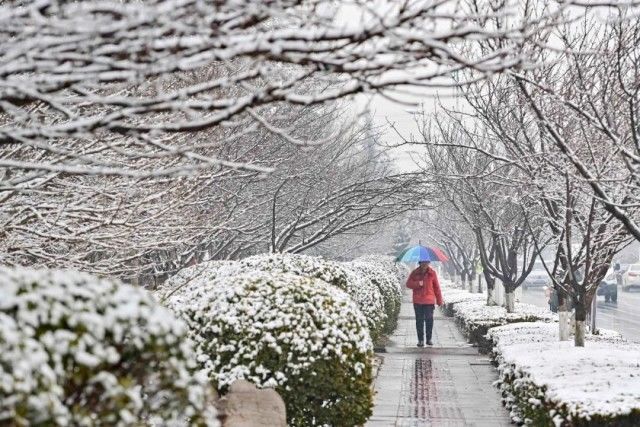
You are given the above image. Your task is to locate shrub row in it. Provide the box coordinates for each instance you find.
[0,253,402,426]
[489,322,640,426]
[160,252,403,426]
[438,284,556,353]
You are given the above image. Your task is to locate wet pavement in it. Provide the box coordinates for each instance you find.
[367,292,512,427]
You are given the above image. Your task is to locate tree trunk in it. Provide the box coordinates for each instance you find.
[574,320,586,347]
[486,287,497,306]
[574,302,587,347]
[504,291,515,313]
[558,308,570,341]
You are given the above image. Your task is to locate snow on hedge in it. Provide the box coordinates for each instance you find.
[156,260,240,306]
[441,288,486,305]
[453,299,556,329]
[238,253,386,340]
[176,271,374,426]
[239,253,350,289]
[341,267,386,340]
[491,323,640,425]
[0,266,218,426]
[356,254,409,284]
[487,322,625,348]
[343,260,402,335]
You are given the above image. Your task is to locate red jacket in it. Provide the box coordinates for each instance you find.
[406,267,443,305]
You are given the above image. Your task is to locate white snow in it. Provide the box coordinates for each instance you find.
[0,266,218,426]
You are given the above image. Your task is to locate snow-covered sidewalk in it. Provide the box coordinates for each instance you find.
[367,288,511,426]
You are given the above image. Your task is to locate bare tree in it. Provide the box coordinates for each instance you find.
[405,116,542,312]
[462,65,632,345]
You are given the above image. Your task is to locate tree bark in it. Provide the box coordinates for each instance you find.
[504,291,515,313]
[558,309,570,341]
[486,287,496,306]
[574,320,586,347]
[574,302,587,347]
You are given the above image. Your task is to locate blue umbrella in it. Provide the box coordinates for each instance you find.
[396,245,449,263]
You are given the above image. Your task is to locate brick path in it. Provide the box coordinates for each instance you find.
[367,291,512,427]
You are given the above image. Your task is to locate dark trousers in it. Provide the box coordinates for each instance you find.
[414,304,435,343]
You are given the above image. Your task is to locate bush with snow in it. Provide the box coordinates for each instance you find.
[0,266,218,426]
[156,260,240,306]
[239,253,351,289]
[487,322,625,349]
[490,322,640,425]
[176,271,374,426]
[238,253,386,341]
[452,299,556,353]
[343,260,402,335]
[356,254,409,284]
[439,288,486,316]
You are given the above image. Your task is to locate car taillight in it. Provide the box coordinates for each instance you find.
[629,272,638,277]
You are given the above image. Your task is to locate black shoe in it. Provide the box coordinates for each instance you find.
[417,341,424,347]
[426,340,433,346]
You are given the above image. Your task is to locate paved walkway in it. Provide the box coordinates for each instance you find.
[367,291,512,427]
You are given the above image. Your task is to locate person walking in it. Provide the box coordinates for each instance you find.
[406,260,444,347]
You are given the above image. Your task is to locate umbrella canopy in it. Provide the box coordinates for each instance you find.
[396,245,449,263]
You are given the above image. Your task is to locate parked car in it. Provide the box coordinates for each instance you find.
[523,261,550,289]
[597,270,618,303]
[622,263,640,291]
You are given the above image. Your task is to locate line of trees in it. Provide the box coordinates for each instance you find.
[1,1,573,282]
[410,4,639,346]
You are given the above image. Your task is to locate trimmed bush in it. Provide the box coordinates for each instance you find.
[344,261,402,335]
[439,289,485,317]
[452,300,556,353]
[173,271,374,427]
[239,253,350,290]
[356,254,409,284]
[156,260,240,305]
[490,323,640,426]
[342,268,386,342]
[239,253,386,341]
[0,266,218,426]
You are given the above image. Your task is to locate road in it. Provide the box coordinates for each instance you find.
[519,286,640,343]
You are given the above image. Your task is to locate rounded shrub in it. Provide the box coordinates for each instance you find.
[357,254,409,285]
[239,253,386,340]
[341,267,386,341]
[239,253,350,290]
[344,261,402,335]
[156,260,240,305]
[173,271,374,426]
[0,266,218,426]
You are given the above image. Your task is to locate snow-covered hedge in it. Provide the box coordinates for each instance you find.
[356,254,409,284]
[175,271,374,426]
[490,322,640,426]
[453,299,556,353]
[0,266,218,426]
[343,261,402,335]
[239,253,386,341]
[239,253,350,290]
[440,288,485,316]
[156,260,240,305]
[487,322,624,348]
